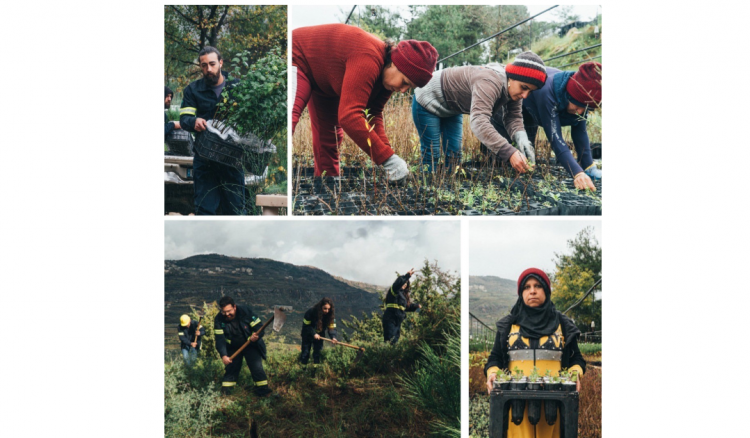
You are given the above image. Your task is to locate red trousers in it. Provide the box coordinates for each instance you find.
[292,68,345,177]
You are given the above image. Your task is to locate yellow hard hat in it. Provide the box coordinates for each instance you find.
[180,315,190,326]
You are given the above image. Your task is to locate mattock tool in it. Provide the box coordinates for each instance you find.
[229,305,293,361]
[320,338,366,363]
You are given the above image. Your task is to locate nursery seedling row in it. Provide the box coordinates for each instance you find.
[292,164,601,216]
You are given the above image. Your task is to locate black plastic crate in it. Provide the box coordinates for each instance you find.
[194,129,275,174]
[489,389,579,438]
[165,129,194,156]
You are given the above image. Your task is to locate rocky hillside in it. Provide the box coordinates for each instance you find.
[165,254,382,347]
[469,275,517,324]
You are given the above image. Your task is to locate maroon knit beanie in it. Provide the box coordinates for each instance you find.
[517,268,551,296]
[390,40,438,88]
[566,62,602,108]
[505,51,547,89]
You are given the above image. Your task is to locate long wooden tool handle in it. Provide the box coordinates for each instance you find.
[193,317,203,343]
[320,337,364,351]
[228,315,275,361]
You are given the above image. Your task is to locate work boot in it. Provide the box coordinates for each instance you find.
[255,386,273,397]
[221,386,232,396]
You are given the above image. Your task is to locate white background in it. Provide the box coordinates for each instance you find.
[1,1,747,437]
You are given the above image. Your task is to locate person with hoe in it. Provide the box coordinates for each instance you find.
[411,52,546,174]
[177,314,204,367]
[179,46,245,215]
[292,23,438,182]
[484,268,586,438]
[382,268,421,344]
[298,297,339,365]
[214,296,272,396]
[491,62,602,191]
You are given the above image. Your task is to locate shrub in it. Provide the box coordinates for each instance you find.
[164,358,224,437]
[214,46,287,141]
[400,320,461,438]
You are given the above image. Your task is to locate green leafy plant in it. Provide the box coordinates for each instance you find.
[213,46,287,141]
[529,366,541,382]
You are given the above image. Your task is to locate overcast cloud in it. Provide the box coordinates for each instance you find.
[470,220,601,279]
[165,221,460,285]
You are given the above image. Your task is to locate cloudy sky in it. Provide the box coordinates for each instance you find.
[292,5,601,29]
[165,220,460,285]
[470,220,601,279]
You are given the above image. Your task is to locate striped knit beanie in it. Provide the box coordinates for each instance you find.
[391,40,438,88]
[505,52,547,89]
[566,62,602,108]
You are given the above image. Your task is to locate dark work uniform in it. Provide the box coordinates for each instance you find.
[177,320,205,350]
[177,320,205,366]
[179,71,245,215]
[299,307,338,364]
[214,305,270,395]
[165,112,176,142]
[382,273,420,344]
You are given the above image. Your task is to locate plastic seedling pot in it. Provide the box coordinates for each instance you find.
[526,380,543,425]
[561,381,577,392]
[544,381,561,425]
[510,379,527,425]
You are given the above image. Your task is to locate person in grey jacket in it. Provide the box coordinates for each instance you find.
[411,52,546,173]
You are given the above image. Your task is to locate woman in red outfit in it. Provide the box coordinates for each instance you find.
[292,24,438,181]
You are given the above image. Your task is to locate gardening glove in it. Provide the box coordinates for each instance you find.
[513,131,536,164]
[206,120,241,143]
[382,154,409,182]
[584,164,602,180]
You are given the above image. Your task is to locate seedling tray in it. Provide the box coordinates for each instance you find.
[489,389,579,438]
[292,164,601,216]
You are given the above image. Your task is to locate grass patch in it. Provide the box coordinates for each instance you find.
[578,342,602,355]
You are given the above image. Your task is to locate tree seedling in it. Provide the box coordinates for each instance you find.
[529,366,541,382]
[513,366,524,381]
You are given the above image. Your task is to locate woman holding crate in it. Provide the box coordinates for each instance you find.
[484,268,586,438]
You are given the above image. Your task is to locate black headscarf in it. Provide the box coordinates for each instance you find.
[510,269,560,339]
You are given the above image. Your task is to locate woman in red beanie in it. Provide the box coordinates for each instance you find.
[292,24,438,181]
[484,268,586,438]
[491,62,603,191]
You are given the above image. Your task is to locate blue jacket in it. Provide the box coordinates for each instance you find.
[522,67,594,177]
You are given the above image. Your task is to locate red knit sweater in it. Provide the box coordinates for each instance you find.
[292,24,395,164]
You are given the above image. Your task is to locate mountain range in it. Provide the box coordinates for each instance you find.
[165,254,384,348]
